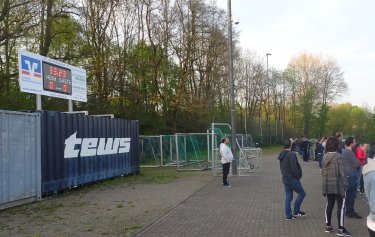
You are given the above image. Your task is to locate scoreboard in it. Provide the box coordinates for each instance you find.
[18,49,87,102]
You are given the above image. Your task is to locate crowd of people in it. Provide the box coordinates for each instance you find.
[280,132,375,236]
[218,133,375,236]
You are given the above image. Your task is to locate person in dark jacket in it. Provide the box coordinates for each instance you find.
[322,136,350,236]
[369,142,375,159]
[342,137,361,219]
[301,137,310,161]
[278,139,307,220]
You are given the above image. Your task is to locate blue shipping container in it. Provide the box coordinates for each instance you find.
[39,111,139,194]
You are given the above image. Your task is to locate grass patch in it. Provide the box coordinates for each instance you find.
[124,225,142,231]
[39,203,64,214]
[93,166,200,187]
[116,204,124,208]
[260,145,282,155]
[69,201,87,208]
[85,227,93,232]
[135,167,198,184]
[2,202,63,216]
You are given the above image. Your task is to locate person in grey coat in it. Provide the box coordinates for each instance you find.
[322,136,350,236]
[342,137,361,219]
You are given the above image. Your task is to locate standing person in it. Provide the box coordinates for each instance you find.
[322,136,350,236]
[278,139,307,220]
[301,136,310,162]
[291,137,297,152]
[342,137,362,219]
[363,158,375,237]
[336,132,344,154]
[369,142,375,159]
[220,137,233,187]
[316,137,325,170]
[356,143,368,194]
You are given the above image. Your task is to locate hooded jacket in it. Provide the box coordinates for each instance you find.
[220,143,233,164]
[277,150,302,179]
[363,158,375,231]
[322,152,347,197]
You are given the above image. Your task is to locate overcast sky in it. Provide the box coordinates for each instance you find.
[216,0,375,108]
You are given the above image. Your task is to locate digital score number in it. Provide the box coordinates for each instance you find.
[42,62,72,95]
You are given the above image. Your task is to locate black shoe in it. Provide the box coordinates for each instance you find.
[293,211,307,217]
[346,212,361,219]
[337,227,351,236]
[223,183,231,187]
[325,225,334,233]
[286,215,297,220]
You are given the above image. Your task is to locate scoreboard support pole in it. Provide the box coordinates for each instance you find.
[68,100,73,112]
[36,94,42,110]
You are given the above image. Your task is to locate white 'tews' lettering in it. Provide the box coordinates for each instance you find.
[64,132,82,158]
[64,131,132,158]
[80,138,98,157]
[97,138,119,155]
[118,138,131,153]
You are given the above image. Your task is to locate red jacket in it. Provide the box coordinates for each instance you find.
[355,147,367,166]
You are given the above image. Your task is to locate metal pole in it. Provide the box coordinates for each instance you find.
[68,99,73,112]
[175,133,179,171]
[228,0,237,175]
[211,123,215,175]
[266,53,271,147]
[160,135,163,166]
[36,94,42,110]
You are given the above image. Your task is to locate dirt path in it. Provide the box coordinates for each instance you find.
[0,171,214,237]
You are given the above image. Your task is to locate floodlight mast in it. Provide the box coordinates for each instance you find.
[228,0,237,175]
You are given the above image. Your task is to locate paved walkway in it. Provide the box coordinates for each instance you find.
[134,152,369,237]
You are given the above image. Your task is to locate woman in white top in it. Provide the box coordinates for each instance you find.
[220,137,233,187]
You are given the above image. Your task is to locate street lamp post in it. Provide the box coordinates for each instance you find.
[228,0,237,175]
[266,53,271,147]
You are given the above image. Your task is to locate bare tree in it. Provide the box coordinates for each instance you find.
[0,0,36,94]
[80,0,118,107]
[285,52,347,136]
[236,50,264,136]
[317,56,347,136]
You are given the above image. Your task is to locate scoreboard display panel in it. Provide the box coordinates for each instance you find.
[42,62,72,95]
[19,49,87,102]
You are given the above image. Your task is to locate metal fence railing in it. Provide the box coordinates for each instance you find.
[140,123,262,174]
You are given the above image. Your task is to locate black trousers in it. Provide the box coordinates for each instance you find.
[325,194,345,229]
[222,162,231,185]
[369,228,375,237]
[360,174,365,193]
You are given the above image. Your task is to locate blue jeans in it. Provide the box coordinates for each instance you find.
[282,176,306,218]
[345,175,358,214]
[317,153,323,169]
[357,166,363,189]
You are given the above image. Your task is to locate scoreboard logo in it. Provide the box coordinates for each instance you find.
[21,55,41,78]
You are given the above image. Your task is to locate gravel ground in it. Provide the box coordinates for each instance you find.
[0,170,214,237]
